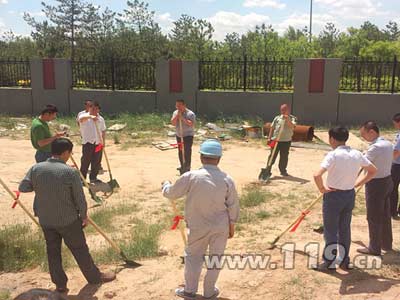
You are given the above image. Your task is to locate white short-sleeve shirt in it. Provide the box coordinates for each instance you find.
[78,113,106,145]
[321,145,372,190]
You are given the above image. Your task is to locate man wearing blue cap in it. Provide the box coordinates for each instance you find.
[162,139,240,299]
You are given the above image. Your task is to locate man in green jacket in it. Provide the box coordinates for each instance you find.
[267,104,297,176]
[31,104,65,163]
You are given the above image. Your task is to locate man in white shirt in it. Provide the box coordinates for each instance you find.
[78,102,106,183]
[313,127,377,270]
[162,139,239,299]
[76,100,93,126]
[357,121,394,256]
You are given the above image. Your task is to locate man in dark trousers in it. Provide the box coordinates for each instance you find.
[78,101,106,184]
[171,99,196,175]
[19,138,115,293]
[31,104,65,163]
[357,121,394,256]
[313,127,376,270]
[267,104,297,176]
[391,113,400,220]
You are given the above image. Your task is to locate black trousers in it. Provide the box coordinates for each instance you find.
[365,176,393,254]
[80,143,102,181]
[176,135,193,174]
[268,141,291,174]
[41,219,101,287]
[390,163,400,217]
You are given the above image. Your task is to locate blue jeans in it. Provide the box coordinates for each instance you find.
[35,151,52,163]
[322,189,355,265]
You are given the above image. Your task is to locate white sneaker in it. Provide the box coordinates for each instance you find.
[204,287,220,299]
[175,287,196,299]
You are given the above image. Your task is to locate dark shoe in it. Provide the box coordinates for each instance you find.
[175,287,196,299]
[356,247,381,256]
[312,261,336,271]
[392,215,400,221]
[280,171,289,177]
[339,262,354,271]
[100,271,116,283]
[55,286,69,294]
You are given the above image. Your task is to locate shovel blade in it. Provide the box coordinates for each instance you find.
[258,167,272,182]
[109,179,120,190]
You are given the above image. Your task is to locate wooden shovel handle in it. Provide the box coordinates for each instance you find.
[87,217,122,253]
[178,116,186,164]
[171,199,187,246]
[0,177,40,226]
[267,119,286,168]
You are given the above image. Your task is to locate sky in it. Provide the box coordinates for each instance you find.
[0,0,400,41]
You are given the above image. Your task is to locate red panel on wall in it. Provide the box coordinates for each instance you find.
[43,59,56,90]
[308,59,325,93]
[169,60,183,93]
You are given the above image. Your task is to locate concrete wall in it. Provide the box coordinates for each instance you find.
[0,88,33,115]
[156,59,199,112]
[1,58,399,124]
[69,89,156,114]
[293,59,342,124]
[338,93,400,125]
[197,91,293,120]
[30,59,72,114]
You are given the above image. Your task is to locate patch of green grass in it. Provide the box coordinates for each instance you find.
[237,210,255,224]
[0,290,11,300]
[0,115,19,129]
[256,210,271,220]
[109,113,170,133]
[0,224,47,272]
[93,219,164,263]
[87,202,139,234]
[240,186,274,208]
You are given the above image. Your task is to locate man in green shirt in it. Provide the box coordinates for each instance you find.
[267,104,297,176]
[31,104,65,163]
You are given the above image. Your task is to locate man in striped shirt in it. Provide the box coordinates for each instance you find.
[19,138,115,293]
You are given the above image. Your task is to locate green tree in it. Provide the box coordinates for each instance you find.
[24,0,88,59]
[317,23,340,57]
[170,14,214,59]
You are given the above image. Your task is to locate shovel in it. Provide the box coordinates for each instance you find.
[0,177,40,226]
[69,154,104,205]
[258,119,286,182]
[94,120,120,192]
[178,115,186,175]
[266,185,364,250]
[87,217,141,268]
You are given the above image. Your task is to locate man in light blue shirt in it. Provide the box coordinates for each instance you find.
[391,113,400,219]
[357,121,394,256]
[171,99,196,175]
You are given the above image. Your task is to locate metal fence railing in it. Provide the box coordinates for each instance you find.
[72,59,156,90]
[0,58,31,88]
[199,57,294,91]
[340,56,399,93]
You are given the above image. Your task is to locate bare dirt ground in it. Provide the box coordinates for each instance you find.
[0,132,400,300]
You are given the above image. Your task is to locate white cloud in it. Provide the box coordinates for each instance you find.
[274,12,343,36]
[155,12,175,34]
[315,0,389,20]
[243,0,286,9]
[0,0,8,4]
[207,11,270,40]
